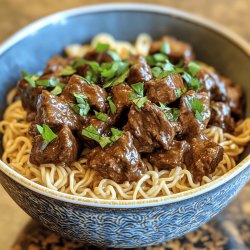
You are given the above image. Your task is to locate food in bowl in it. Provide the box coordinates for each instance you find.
[1,33,250,201]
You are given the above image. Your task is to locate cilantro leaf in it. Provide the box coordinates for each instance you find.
[94,110,109,122]
[21,71,39,87]
[36,124,57,149]
[51,86,63,96]
[151,67,162,78]
[160,42,171,54]
[61,66,76,76]
[188,62,201,77]
[175,87,187,98]
[153,53,168,62]
[107,96,117,114]
[96,42,110,52]
[110,128,123,142]
[103,68,129,88]
[108,51,121,61]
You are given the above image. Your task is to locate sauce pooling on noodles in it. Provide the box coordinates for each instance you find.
[1,33,250,200]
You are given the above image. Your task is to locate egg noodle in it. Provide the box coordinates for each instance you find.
[1,34,250,200]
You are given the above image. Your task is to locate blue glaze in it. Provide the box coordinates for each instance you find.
[0,4,250,248]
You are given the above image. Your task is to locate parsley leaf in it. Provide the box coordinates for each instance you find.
[188,62,201,77]
[132,96,148,108]
[36,124,57,149]
[172,108,180,122]
[96,42,110,52]
[151,67,162,78]
[21,71,39,87]
[82,125,123,148]
[108,51,121,61]
[175,87,187,98]
[159,102,171,113]
[160,42,171,54]
[107,96,117,114]
[185,97,205,122]
[182,72,202,91]
[70,93,90,116]
[131,82,144,97]
[51,86,62,96]
[103,68,129,88]
[61,65,76,76]
[94,110,109,122]
[153,53,168,62]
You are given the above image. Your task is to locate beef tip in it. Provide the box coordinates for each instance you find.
[30,125,78,165]
[43,56,72,75]
[197,63,227,102]
[209,102,235,132]
[127,56,152,84]
[124,101,176,153]
[61,75,107,112]
[146,73,184,105]
[185,136,224,182]
[36,90,84,130]
[84,51,113,63]
[85,131,147,183]
[111,83,133,111]
[148,140,189,170]
[17,79,45,112]
[150,36,194,63]
[180,90,211,135]
[225,81,245,120]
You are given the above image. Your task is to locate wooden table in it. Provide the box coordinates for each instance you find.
[0,1,249,249]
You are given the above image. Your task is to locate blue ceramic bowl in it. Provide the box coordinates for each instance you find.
[0,4,250,248]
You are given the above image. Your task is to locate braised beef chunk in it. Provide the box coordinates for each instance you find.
[197,64,227,102]
[146,73,184,105]
[111,83,133,111]
[124,102,176,153]
[180,90,211,135]
[127,56,152,84]
[43,56,72,76]
[86,131,147,183]
[30,125,78,165]
[185,136,224,182]
[36,90,83,130]
[17,79,45,112]
[225,81,245,120]
[61,74,107,112]
[84,51,113,63]
[150,36,194,63]
[209,102,235,132]
[148,140,189,170]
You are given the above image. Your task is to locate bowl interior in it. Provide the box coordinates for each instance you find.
[0,4,249,206]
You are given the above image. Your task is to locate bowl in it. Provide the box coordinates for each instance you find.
[0,3,250,248]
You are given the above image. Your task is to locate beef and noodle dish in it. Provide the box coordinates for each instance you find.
[1,33,250,200]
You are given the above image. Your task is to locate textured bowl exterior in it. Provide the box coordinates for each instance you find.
[1,166,250,248]
[0,4,250,248]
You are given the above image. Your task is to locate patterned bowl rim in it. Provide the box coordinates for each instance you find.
[0,3,250,208]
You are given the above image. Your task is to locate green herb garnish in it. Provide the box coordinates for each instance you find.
[172,108,180,122]
[159,102,171,113]
[107,96,117,114]
[70,93,90,116]
[108,51,121,61]
[182,72,202,91]
[51,86,63,96]
[160,42,171,54]
[94,110,109,122]
[95,42,110,52]
[36,124,57,149]
[82,125,123,148]
[188,62,201,77]
[132,96,148,108]
[61,65,76,76]
[130,82,147,108]
[153,53,168,62]
[175,87,187,98]
[21,71,39,87]
[131,82,144,97]
[185,97,205,122]
[103,68,129,88]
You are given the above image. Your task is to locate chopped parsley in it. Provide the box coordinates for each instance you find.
[94,110,109,122]
[175,87,187,98]
[160,42,171,54]
[159,102,171,113]
[60,65,76,76]
[95,42,110,52]
[36,124,57,149]
[182,72,202,92]
[21,71,39,87]
[70,93,90,116]
[130,82,147,108]
[188,62,201,77]
[103,68,129,88]
[107,96,117,114]
[107,51,121,61]
[158,102,179,122]
[185,97,205,122]
[82,125,123,148]
[50,85,62,96]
